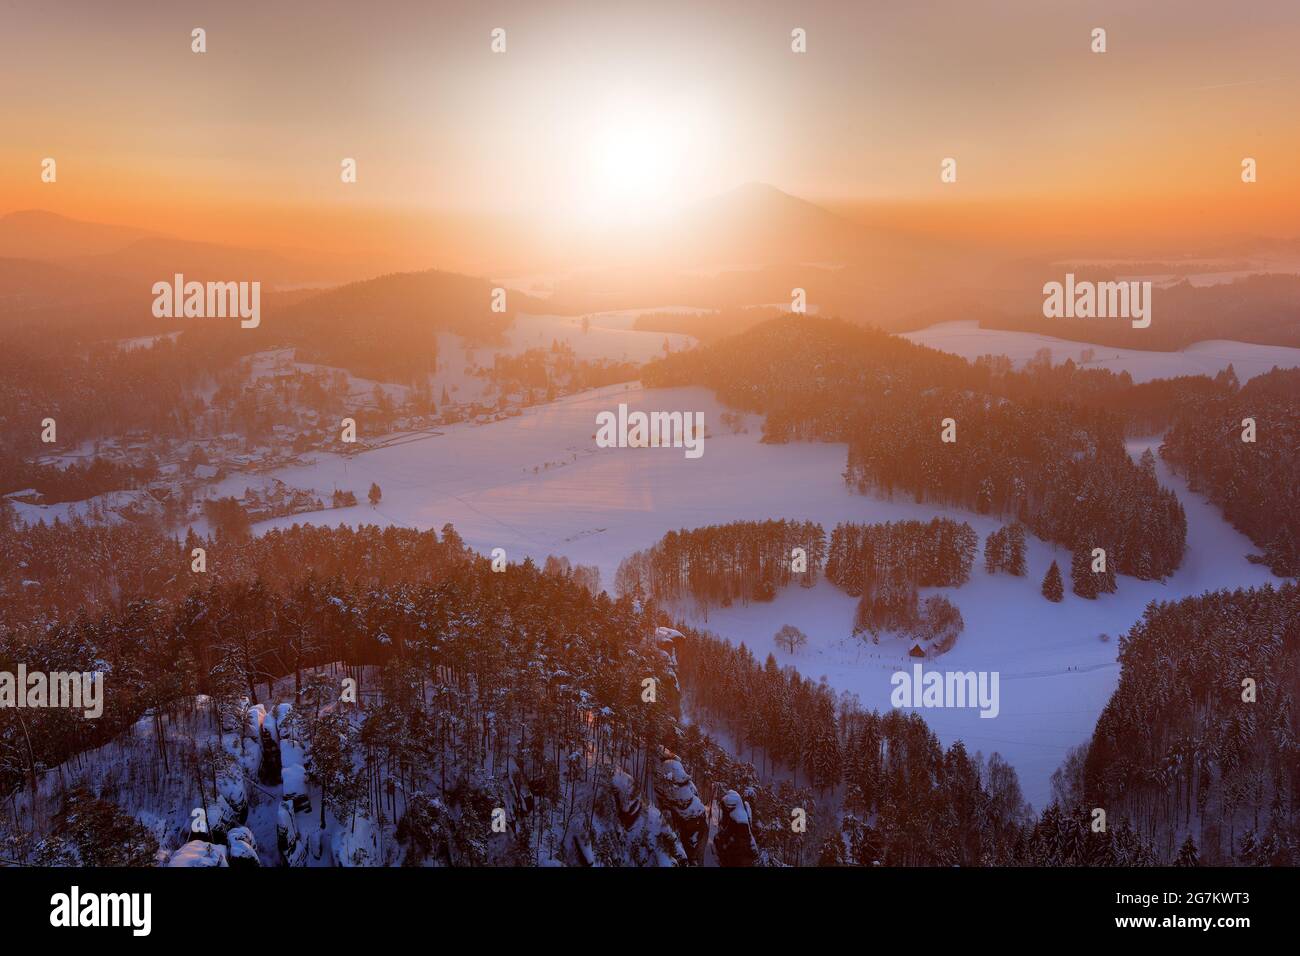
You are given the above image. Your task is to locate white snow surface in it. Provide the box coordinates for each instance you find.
[901,320,1300,384]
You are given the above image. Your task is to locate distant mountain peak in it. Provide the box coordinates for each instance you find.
[730,181,792,197]
[0,210,161,261]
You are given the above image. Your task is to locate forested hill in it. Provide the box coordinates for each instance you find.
[269,269,546,383]
[643,314,977,433]
[1076,583,1300,865]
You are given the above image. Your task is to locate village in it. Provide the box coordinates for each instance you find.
[6,341,620,534]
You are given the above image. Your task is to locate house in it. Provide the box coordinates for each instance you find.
[908,643,926,659]
[145,482,176,503]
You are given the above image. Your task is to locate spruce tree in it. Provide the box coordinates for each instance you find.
[1042,560,1064,602]
[983,526,1006,575]
[1071,548,1099,599]
[1096,557,1118,595]
[1006,523,1027,576]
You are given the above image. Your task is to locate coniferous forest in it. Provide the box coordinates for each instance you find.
[645,317,1189,580]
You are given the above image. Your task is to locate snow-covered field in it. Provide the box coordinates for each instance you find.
[901,320,1300,383]
[242,382,1287,808]
[429,311,697,407]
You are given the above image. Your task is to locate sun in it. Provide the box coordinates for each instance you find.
[582,110,689,216]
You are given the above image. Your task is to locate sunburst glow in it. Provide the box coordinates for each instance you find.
[579,104,697,220]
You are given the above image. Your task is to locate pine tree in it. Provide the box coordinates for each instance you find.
[1096,556,1117,595]
[1041,560,1064,602]
[984,523,1026,576]
[983,526,1006,575]
[1071,548,1099,599]
[368,482,382,506]
[1174,834,1199,866]
[1006,523,1027,576]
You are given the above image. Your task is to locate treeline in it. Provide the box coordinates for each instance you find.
[613,518,982,647]
[823,519,976,642]
[846,396,1185,580]
[0,509,471,629]
[645,317,1187,580]
[0,456,159,505]
[1077,583,1300,864]
[1161,366,1300,576]
[979,349,1230,436]
[614,520,825,612]
[825,519,977,593]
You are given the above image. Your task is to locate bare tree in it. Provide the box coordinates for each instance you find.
[774,624,808,654]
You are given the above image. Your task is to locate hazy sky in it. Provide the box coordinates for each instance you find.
[2,0,1297,256]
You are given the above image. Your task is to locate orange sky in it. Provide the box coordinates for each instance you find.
[2,0,1297,265]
